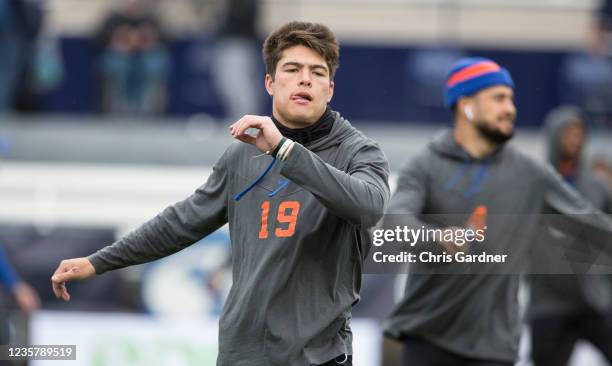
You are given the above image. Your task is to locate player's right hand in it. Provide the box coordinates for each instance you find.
[229,115,283,154]
[51,258,96,302]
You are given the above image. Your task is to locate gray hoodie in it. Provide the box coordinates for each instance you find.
[87,111,390,366]
[528,106,612,318]
[384,129,612,362]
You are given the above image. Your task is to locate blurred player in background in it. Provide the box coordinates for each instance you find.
[384,57,612,366]
[51,21,389,366]
[211,0,262,120]
[0,0,43,112]
[527,105,612,366]
[0,245,40,343]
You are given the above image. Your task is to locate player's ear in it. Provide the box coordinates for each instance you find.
[327,80,334,103]
[464,105,474,121]
[457,97,473,121]
[265,74,274,96]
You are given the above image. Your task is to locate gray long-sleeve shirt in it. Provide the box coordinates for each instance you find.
[88,111,390,366]
[384,129,612,362]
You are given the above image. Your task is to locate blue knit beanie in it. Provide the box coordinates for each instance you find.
[445,57,514,109]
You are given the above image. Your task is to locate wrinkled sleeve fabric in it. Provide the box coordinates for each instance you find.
[280,141,390,227]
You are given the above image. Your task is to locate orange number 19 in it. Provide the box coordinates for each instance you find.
[259,200,300,239]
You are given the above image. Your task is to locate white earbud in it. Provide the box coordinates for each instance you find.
[464,105,474,121]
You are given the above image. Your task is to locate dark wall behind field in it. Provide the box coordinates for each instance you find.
[38,37,566,127]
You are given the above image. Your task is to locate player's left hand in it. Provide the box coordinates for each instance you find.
[229,115,283,154]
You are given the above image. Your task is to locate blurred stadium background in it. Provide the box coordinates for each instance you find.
[1,0,612,365]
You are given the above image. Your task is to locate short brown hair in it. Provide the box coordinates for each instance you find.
[263,21,340,79]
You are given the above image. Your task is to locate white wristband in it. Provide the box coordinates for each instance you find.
[276,139,293,161]
[279,141,295,161]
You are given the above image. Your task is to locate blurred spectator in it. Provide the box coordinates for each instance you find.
[0,245,40,344]
[0,0,43,112]
[211,0,262,121]
[15,35,65,112]
[528,105,612,366]
[559,0,612,128]
[94,0,170,115]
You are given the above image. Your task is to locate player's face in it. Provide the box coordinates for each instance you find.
[265,45,334,128]
[472,85,516,144]
[559,121,585,160]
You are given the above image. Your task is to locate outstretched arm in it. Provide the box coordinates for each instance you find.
[51,152,232,302]
[542,163,612,262]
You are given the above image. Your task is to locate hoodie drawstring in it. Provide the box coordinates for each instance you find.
[464,163,489,198]
[234,158,277,201]
[444,157,470,192]
[233,158,292,201]
[444,157,489,198]
[268,179,290,197]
